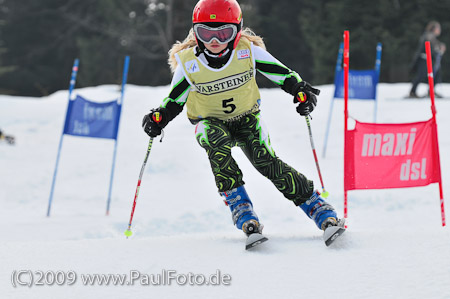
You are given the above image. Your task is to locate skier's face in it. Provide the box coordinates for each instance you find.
[204,40,227,54]
[435,25,441,36]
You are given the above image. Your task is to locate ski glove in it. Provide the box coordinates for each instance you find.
[292,81,320,116]
[142,108,167,138]
[295,92,317,116]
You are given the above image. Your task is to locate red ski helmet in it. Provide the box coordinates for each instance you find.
[192,0,243,49]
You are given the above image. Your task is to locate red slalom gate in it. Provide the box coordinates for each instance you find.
[343,34,445,227]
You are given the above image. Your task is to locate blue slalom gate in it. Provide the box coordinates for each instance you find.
[322,42,382,158]
[47,56,130,216]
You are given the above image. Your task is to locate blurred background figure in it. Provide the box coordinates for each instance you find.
[409,20,446,98]
[0,128,15,145]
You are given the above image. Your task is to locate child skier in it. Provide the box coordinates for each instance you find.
[142,0,344,247]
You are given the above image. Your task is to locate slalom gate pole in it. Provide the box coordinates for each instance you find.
[373,43,382,123]
[305,115,329,198]
[124,137,154,238]
[425,41,446,226]
[322,42,344,158]
[343,30,349,224]
[106,56,130,216]
[47,58,79,217]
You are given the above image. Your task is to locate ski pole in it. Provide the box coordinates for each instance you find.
[304,115,329,198]
[124,111,163,238]
[124,137,154,238]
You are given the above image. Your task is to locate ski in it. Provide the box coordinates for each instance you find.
[323,219,346,246]
[245,233,268,250]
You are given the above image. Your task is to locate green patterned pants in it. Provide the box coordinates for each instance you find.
[195,112,313,205]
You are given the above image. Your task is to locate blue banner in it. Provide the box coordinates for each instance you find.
[334,69,378,100]
[63,95,121,140]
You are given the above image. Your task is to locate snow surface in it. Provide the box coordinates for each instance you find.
[1,82,449,299]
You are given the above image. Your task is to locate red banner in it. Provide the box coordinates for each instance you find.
[343,36,445,226]
[345,118,441,190]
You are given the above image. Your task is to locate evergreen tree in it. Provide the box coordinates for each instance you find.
[0,0,449,96]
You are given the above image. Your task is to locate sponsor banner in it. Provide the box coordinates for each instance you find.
[334,69,378,100]
[63,95,121,140]
[345,118,441,190]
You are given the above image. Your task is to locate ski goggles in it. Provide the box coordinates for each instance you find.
[193,24,237,44]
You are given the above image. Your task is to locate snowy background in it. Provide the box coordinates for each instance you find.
[1,82,449,298]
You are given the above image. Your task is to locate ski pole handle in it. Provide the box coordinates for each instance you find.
[152,111,162,123]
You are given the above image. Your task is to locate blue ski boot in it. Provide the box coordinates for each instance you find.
[220,185,262,236]
[300,190,338,230]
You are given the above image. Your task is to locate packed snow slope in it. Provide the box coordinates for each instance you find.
[1,83,449,299]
